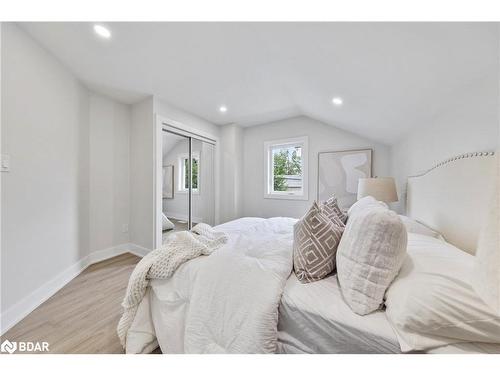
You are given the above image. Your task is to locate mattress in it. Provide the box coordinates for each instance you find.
[277,267,500,354]
[277,273,401,354]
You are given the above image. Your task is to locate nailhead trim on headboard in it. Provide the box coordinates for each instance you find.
[408,151,496,179]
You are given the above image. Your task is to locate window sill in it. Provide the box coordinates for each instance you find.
[264,193,308,201]
[177,190,200,195]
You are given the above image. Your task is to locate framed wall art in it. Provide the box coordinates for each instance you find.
[317,149,372,208]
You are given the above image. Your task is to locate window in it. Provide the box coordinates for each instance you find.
[264,136,308,200]
[178,153,200,193]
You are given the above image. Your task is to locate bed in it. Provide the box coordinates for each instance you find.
[277,272,401,354]
[124,151,499,354]
[277,233,500,354]
[144,224,500,354]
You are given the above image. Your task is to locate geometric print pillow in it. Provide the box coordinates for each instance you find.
[293,201,345,283]
[322,195,348,224]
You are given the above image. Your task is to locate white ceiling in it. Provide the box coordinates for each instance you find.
[20,22,498,144]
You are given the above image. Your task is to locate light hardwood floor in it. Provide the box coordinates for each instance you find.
[1,253,144,354]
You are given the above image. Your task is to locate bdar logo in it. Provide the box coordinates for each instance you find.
[1,339,17,354]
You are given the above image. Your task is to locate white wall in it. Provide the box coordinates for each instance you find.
[391,75,499,213]
[89,93,131,252]
[1,24,133,331]
[0,23,3,326]
[154,98,220,137]
[219,124,243,223]
[130,97,155,250]
[242,116,390,218]
[1,23,90,319]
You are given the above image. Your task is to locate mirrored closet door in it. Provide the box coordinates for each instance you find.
[191,138,216,226]
[161,126,216,243]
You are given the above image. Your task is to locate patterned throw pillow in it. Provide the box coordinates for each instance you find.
[322,196,348,224]
[293,201,345,283]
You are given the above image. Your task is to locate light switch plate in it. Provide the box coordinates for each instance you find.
[1,154,10,172]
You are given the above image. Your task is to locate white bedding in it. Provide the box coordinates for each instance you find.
[127,217,500,354]
[277,233,500,354]
[277,274,401,353]
[128,217,296,353]
[277,273,500,354]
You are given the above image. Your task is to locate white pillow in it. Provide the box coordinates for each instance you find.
[385,233,500,352]
[336,205,407,315]
[398,215,444,240]
[162,214,175,231]
[347,196,387,218]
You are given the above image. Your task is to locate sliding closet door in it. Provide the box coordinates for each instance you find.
[191,139,216,226]
[161,131,190,239]
[161,127,216,243]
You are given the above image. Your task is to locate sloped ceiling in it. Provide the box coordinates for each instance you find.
[20,22,498,144]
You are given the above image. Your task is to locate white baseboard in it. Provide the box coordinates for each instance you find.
[127,243,151,258]
[0,242,150,336]
[87,243,131,264]
[0,256,91,336]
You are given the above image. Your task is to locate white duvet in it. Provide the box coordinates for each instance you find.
[126,217,297,353]
[124,216,500,354]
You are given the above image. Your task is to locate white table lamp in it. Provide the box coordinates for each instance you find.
[357,177,398,203]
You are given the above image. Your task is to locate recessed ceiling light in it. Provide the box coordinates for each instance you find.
[93,24,111,39]
[219,106,228,113]
[332,97,343,106]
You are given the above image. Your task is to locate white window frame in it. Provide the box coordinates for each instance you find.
[264,136,308,200]
[178,152,200,194]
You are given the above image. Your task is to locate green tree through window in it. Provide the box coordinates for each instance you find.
[184,157,199,190]
[273,147,302,191]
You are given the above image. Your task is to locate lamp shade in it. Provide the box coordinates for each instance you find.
[357,177,398,203]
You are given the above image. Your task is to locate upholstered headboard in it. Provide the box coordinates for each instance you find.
[407,151,497,255]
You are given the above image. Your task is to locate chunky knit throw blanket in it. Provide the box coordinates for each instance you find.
[117,223,229,348]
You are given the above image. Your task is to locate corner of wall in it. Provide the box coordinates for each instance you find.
[129,96,155,250]
[219,124,244,223]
